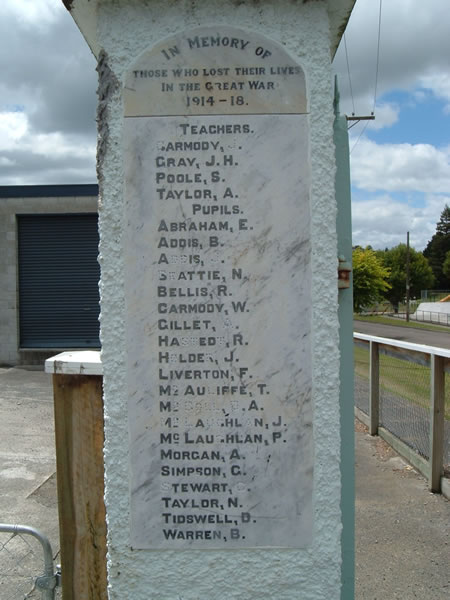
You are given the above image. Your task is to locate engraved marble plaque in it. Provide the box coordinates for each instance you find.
[124,27,313,549]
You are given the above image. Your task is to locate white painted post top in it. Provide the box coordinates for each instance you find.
[45,351,102,375]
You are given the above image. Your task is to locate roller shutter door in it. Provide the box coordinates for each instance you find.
[18,214,100,348]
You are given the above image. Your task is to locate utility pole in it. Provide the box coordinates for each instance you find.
[406,231,410,322]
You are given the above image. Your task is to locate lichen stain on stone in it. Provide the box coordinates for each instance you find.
[62,0,74,11]
[96,50,120,188]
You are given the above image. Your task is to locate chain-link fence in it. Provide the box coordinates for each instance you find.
[379,352,432,461]
[354,342,369,416]
[0,524,60,600]
[354,335,450,487]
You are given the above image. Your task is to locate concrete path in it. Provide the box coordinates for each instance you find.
[355,421,450,599]
[354,319,450,349]
[0,367,59,599]
[0,367,449,598]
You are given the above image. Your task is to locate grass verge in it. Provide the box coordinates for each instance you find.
[354,345,450,420]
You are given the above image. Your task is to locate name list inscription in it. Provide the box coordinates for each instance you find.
[124,27,313,549]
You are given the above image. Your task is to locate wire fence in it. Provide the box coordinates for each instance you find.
[421,290,450,302]
[354,335,450,487]
[0,525,60,600]
[380,350,431,460]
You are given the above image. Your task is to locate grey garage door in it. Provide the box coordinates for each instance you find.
[17,214,100,348]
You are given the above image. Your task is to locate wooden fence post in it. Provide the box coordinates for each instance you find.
[47,355,107,600]
[369,341,379,436]
[430,354,445,493]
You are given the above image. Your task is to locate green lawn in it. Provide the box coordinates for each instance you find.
[354,345,450,420]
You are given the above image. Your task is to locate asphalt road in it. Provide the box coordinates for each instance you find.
[354,318,450,350]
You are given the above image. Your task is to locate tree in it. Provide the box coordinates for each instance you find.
[377,244,434,310]
[423,205,450,289]
[352,247,391,313]
[443,250,450,283]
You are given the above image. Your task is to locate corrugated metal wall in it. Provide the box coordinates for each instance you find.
[17,214,100,348]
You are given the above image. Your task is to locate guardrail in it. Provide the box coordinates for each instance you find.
[354,333,450,495]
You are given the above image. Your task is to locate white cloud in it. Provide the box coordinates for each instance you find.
[332,0,450,252]
[0,109,95,186]
[0,0,97,184]
[352,194,450,251]
[366,103,399,130]
[0,111,28,146]
[333,0,450,119]
[350,138,450,194]
[0,110,94,159]
[419,71,450,113]
[0,0,59,29]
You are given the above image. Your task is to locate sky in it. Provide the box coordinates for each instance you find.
[1,0,449,251]
[333,0,450,251]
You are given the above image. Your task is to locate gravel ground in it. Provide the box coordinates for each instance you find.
[355,420,450,599]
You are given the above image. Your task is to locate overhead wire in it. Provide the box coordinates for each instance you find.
[373,0,383,113]
[350,119,370,154]
[344,33,356,116]
[349,0,383,153]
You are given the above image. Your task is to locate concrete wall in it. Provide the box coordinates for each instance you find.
[92,1,343,598]
[414,302,450,324]
[0,188,97,366]
[416,302,450,315]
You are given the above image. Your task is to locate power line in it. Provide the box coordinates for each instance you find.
[343,33,356,116]
[350,119,370,154]
[348,0,383,151]
[373,0,383,113]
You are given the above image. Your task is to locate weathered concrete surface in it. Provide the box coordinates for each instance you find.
[355,420,450,599]
[0,367,59,599]
[0,368,58,529]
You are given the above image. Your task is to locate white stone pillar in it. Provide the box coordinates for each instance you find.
[64,1,353,598]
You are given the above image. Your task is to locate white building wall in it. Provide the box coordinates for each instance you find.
[0,194,97,366]
[92,1,341,598]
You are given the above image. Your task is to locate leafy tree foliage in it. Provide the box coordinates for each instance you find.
[443,250,450,282]
[376,244,434,309]
[423,205,450,289]
[352,247,391,313]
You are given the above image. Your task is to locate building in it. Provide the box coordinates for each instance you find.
[0,184,99,366]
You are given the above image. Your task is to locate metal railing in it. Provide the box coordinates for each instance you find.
[354,333,450,493]
[0,524,60,599]
[390,310,450,326]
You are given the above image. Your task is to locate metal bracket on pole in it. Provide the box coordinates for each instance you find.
[346,114,375,130]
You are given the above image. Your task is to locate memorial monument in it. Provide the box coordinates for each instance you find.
[62,1,355,598]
